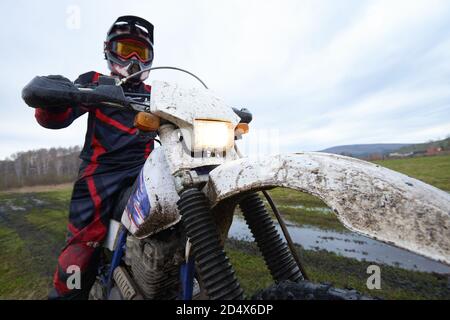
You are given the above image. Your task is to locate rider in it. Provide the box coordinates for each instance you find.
[31,16,155,299]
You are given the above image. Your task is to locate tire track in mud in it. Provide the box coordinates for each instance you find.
[0,194,67,278]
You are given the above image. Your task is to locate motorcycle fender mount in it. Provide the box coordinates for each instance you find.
[174,170,209,193]
[204,152,450,265]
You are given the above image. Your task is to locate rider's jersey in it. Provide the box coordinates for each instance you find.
[34,71,154,165]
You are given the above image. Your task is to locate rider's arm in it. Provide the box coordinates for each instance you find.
[34,106,88,129]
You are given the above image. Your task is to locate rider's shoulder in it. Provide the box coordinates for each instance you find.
[75,71,103,85]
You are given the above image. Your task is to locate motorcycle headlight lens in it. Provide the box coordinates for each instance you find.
[193,119,234,151]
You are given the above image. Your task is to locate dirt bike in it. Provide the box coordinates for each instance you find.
[22,68,450,300]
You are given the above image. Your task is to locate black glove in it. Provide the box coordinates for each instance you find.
[22,74,131,110]
[22,75,80,109]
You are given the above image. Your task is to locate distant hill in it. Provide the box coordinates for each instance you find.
[320,144,411,158]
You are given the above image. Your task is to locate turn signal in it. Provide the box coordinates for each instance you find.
[134,112,160,131]
[235,123,249,135]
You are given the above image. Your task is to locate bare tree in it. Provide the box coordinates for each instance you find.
[0,146,82,190]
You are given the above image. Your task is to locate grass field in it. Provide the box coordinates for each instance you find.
[373,155,450,191]
[262,188,347,232]
[0,190,69,299]
[225,239,450,300]
[0,154,449,299]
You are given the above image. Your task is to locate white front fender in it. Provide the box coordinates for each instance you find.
[204,152,450,265]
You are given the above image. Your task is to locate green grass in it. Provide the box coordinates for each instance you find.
[0,226,49,299]
[262,188,347,232]
[37,189,72,205]
[1,187,448,300]
[275,206,347,232]
[26,209,67,240]
[264,188,326,207]
[373,154,450,191]
[0,154,449,299]
[225,245,273,296]
[226,239,450,300]
[0,190,70,299]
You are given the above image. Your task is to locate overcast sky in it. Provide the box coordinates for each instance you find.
[1,0,450,159]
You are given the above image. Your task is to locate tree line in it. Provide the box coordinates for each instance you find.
[0,146,82,190]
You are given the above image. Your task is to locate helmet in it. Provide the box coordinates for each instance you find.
[104,15,154,82]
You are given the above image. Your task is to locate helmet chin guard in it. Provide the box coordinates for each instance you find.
[107,56,152,82]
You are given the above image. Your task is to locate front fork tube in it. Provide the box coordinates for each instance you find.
[177,188,244,300]
[239,192,304,282]
[105,227,128,297]
[180,239,195,300]
[179,257,195,300]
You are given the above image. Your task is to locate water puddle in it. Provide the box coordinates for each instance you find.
[229,217,450,274]
[277,204,333,214]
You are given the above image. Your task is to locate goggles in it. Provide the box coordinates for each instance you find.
[109,38,153,63]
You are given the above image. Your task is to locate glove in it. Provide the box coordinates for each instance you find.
[22,75,79,109]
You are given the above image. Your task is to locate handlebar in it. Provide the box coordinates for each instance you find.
[22,75,252,124]
[22,75,133,110]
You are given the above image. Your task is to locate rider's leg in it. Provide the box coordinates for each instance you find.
[49,162,141,299]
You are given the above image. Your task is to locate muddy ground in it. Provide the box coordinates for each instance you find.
[0,188,449,300]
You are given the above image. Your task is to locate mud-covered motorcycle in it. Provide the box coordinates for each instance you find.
[22,68,450,300]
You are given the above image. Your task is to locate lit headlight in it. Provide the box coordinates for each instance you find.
[193,119,234,151]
